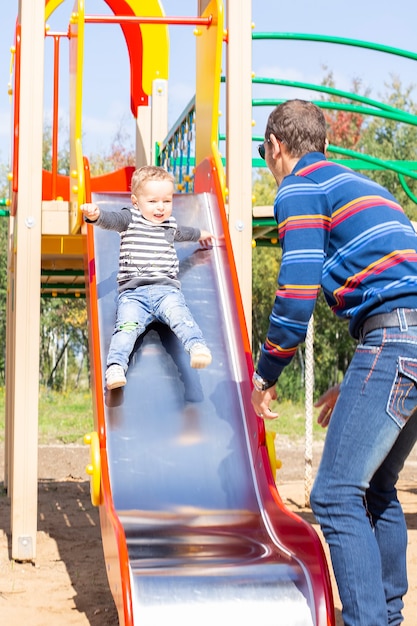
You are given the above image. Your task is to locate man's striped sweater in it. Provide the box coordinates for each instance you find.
[93,206,201,292]
[257,152,417,383]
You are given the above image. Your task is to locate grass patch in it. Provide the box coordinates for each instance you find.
[265,398,327,442]
[0,387,93,445]
[0,388,325,445]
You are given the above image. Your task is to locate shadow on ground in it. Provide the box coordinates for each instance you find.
[1,479,118,626]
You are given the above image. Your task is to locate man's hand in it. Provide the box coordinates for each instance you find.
[314,383,341,428]
[251,386,278,420]
[80,202,100,222]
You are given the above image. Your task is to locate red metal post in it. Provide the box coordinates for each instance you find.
[51,34,60,200]
[84,14,213,27]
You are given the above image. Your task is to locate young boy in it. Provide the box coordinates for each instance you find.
[81,165,213,390]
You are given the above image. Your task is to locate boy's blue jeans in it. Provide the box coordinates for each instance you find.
[107,284,205,370]
[310,318,417,626]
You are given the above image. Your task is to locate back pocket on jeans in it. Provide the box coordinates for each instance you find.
[387,357,417,427]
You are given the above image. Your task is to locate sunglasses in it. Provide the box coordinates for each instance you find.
[258,136,284,160]
[257,139,270,160]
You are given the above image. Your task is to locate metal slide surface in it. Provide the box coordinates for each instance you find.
[88,191,326,626]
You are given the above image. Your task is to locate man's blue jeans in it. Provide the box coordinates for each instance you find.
[310,320,417,626]
[107,284,205,370]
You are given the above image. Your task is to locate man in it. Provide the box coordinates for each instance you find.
[251,99,417,626]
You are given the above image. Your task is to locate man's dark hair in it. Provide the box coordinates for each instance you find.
[265,99,327,157]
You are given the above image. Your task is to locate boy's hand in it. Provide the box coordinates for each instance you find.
[198,230,215,249]
[80,202,100,222]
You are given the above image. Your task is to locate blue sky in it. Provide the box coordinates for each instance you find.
[1,1,417,163]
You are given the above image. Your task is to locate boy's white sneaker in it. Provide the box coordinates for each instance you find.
[106,364,126,390]
[189,343,212,369]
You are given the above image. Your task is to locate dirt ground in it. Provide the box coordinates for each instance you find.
[1,439,416,625]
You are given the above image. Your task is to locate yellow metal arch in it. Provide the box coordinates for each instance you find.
[45,0,169,96]
[124,0,169,95]
[45,0,66,20]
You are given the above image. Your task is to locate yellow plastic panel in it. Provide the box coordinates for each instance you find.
[41,234,85,256]
[69,1,85,233]
[265,430,282,478]
[195,0,225,196]
[125,0,169,95]
[45,0,66,20]
[84,431,102,506]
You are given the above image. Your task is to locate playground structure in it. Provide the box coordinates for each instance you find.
[5,1,335,625]
[4,1,417,624]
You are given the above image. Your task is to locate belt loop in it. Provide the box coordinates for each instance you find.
[397,308,408,332]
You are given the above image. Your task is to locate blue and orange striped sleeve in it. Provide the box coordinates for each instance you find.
[256,176,329,382]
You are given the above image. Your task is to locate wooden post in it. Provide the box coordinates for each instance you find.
[136,105,151,166]
[151,79,168,164]
[225,0,253,342]
[9,0,44,560]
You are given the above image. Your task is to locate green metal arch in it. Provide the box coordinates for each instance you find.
[250,32,417,207]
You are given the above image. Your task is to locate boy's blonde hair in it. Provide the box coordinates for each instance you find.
[131,166,175,196]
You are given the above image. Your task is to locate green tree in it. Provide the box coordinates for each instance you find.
[312,294,354,395]
[88,119,135,176]
[252,246,279,359]
[252,169,277,206]
[358,77,417,220]
[39,298,89,390]
[42,119,70,174]
[320,68,367,150]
